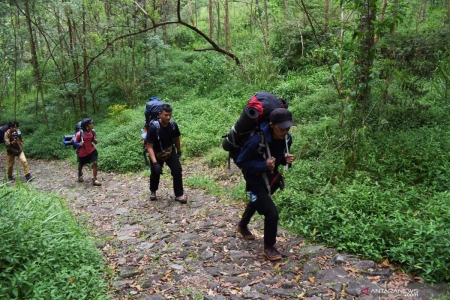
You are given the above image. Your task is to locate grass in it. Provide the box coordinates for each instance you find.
[0,180,110,299]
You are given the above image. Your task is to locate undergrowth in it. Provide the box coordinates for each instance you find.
[0,181,109,299]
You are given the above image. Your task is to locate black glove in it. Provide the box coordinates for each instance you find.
[153,162,163,175]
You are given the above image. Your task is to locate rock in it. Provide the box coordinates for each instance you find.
[114,207,129,215]
[316,267,351,284]
[200,250,214,260]
[353,260,376,270]
[169,264,183,270]
[298,245,326,256]
[139,242,154,249]
[329,254,347,265]
[346,278,382,297]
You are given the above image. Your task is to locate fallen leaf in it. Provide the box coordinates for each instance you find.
[270,279,284,289]
[368,275,380,282]
[343,266,359,274]
[247,279,262,286]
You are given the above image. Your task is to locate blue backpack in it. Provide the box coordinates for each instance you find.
[0,124,9,144]
[144,97,165,130]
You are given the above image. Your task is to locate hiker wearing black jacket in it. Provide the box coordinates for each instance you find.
[145,104,187,204]
[235,108,295,261]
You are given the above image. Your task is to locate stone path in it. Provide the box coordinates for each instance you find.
[1,152,448,300]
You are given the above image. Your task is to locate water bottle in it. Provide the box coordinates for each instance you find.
[249,191,257,202]
[140,128,147,139]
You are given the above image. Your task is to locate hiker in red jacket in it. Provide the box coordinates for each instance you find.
[74,118,101,186]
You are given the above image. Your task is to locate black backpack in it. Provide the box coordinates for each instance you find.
[222,91,288,168]
[0,124,9,144]
[144,97,164,130]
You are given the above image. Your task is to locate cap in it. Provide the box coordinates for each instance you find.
[270,108,295,129]
[81,118,93,128]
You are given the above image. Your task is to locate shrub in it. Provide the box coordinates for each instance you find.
[0,183,109,299]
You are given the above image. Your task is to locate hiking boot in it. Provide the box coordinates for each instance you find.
[264,246,282,261]
[8,176,15,181]
[236,223,255,240]
[25,173,35,182]
[78,175,84,182]
[92,178,101,186]
[150,192,157,201]
[175,196,187,204]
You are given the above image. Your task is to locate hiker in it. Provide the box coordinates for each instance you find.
[145,104,187,204]
[235,108,295,261]
[4,121,34,182]
[74,118,101,186]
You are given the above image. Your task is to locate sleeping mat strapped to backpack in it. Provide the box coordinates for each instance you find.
[221,91,288,166]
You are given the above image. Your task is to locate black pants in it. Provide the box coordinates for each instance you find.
[239,184,279,248]
[150,150,183,197]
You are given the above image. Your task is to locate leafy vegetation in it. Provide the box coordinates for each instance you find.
[0,182,109,299]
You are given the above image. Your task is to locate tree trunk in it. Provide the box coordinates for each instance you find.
[346,0,377,169]
[67,15,82,114]
[23,0,48,126]
[302,1,307,28]
[225,0,230,51]
[448,0,450,23]
[325,0,329,33]
[187,0,195,26]
[216,0,221,44]
[355,0,376,107]
[381,0,398,104]
[11,7,18,119]
[82,3,88,113]
[263,0,269,53]
[375,0,388,44]
[209,0,214,39]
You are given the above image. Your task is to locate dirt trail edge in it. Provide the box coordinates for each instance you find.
[1,153,448,300]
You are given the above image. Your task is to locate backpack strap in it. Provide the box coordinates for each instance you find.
[78,129,96,144]
[152,120,176,152]
[259,132,291,194]
[256,131,272,194]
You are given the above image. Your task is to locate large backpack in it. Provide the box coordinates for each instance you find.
[62,119,95,150]
[144,97,164,130]
[0,124,9,144]
[222,91,288,168]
